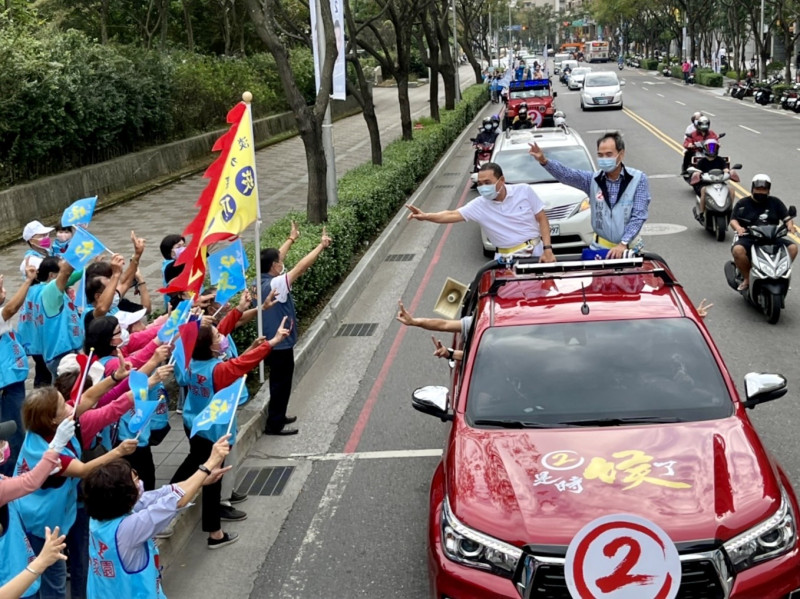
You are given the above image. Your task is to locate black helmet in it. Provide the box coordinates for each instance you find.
[482,117,493,129]
[490,114,500,129]
[519,101,528,111]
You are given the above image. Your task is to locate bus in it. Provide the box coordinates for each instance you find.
[585,40,610,63]
[560,42,584,57]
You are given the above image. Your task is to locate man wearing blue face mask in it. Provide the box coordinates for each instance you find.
[529,131,651,259]
[406,163,556,262]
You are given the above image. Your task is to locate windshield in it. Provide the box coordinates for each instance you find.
[495,146,593,184]
[571,69,590,77]
[584,75,618,87]
[466,319,732,427]
[510,88,551,99]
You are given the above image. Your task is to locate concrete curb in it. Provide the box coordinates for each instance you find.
[156,100,489,563]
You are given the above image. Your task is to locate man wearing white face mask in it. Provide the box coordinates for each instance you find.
[405,162,557,262]
[529,131,651,259]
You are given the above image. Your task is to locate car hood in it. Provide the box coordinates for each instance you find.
[523,182,587,210]
[446,417,782,547]
[583,84,620,95]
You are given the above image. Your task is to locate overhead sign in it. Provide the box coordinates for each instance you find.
[564,514,681,599]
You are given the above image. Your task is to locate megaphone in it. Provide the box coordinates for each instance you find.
[433,277,469,320]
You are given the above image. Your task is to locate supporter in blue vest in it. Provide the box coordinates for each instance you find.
[83,436,231,598]
[17,257,84,385]
[19,220,54,279]
[15,387,137,599]
[0,418,67,599]
[529,131,652,258]
[84,252,149,329]
[170,316,290,548]
[0,525,66,599]
[0,265,37,474]
[52,226,74,255]
[260,223,332,436]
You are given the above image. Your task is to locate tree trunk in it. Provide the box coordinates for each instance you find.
[345,75,382,165]
[182,0,195,52]
[396,72,413,140]
[159,0,169,49]
[461,41,483,84]
[299,120,329,223]
[99,0,109,44]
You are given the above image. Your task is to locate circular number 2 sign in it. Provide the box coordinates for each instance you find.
[565,514,681,599]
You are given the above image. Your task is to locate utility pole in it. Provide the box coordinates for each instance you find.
[759,0,765,78]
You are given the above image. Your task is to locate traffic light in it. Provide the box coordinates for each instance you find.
[522,25,528,30]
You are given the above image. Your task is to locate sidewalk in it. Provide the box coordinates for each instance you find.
[0,64,478,489]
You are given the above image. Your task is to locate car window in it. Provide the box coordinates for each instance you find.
[585,75,619,87]
[466,319,732,427]
[571,68,590,76]
[494,147,593,184]
[510,88,550,99]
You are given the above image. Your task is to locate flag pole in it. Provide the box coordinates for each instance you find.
[226,378,246,437]
[73,347,94,418]
[243,91,266,384]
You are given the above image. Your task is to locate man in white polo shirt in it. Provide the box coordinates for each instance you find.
[406,162,556,262]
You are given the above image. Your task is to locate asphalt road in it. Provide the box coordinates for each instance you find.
[245,64,800,598]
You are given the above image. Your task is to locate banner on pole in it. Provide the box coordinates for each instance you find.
[310,0,346,100]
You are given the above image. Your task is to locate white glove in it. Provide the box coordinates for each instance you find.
[48,419,76,454]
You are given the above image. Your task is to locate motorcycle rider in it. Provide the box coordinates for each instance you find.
[511,102,534,129]
[490,75,502,103]
[490,114,501,133]
[682,115,718,174]
[730,174,797,290]
[691,139,736,223]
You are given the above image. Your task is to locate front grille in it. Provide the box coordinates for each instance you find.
[544,203,578,221]
[526,560,724,599]
[551,234,583,245]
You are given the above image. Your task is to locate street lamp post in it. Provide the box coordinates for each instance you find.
[452,0,461,102]
[759,0,765,78]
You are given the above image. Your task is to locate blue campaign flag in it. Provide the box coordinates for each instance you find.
[190,378,244,438]
[128,369,157,434]
[62,226,107,270]
[75,271,86,315]
[129,370,149,403]
[61,196,97,227]
[207,240,247,305]
[171,339,188,384]
[157,299,192,343]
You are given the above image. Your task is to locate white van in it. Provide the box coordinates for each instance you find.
[553,53,570,73]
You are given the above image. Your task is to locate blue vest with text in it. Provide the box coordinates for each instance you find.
[183,358,237,444]
[588,167,643,245]
[17,285,44,356]
[88,515,166,599]
[40,289,83,362]
[15,433,82,535]
[0,499,40,597]
[0,331,29,388]
[225,336,249,405]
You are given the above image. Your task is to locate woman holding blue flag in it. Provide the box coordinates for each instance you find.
[15,387,137,599]
[170,315,290,549]
[82,435,231,598]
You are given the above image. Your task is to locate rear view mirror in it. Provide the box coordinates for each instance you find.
[412,386,453,421]
[620,80,626,86]
[742,372,787,408]
[731,163,742,170]
[719,132,726,139]
[553,91,558,98]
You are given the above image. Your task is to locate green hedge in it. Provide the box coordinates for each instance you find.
[231,84,490,350]
[640,58,659,70]
[696,70,723,87]
[0,22,315,187]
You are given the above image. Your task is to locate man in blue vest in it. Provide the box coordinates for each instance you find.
[528,131,651,259]
[260,223,332,436]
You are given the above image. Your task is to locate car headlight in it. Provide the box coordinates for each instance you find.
[577,198,590,213]
[441,497,522,578]
[724,488,796,572]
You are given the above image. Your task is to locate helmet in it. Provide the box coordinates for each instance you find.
[482,117,493,130]
[696,116,710,132]
[490,114,500,129]
[691,111,703,123]
[703,139,719,157]
[519,101,528,111]
[751,173,772,190]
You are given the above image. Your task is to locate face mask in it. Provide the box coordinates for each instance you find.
[173,246,185,259]
[477,183,499,201]
[279,264,287,276]
[519,109,527,116]
[38,237,51,249]
[752,192,769,202]
[484,125,493,131]
[0,442,9,466]
[217,335,230,355]
[119,329,130,347]
[597,157,619,173]
[111,292,120,310]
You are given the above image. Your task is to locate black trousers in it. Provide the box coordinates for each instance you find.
[170,427,221,533]
[123,445,156,491]
[264,348,295,432]
[32,354,51,387]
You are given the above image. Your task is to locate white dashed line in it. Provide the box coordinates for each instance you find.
[704,111,716,116]
[739,125,761,134]
[657,93,664,97]
[675,100,686,105]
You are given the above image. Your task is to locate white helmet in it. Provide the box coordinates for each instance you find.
[751,173,771,190]
[691,111,703,123]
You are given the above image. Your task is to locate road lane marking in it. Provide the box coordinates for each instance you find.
[704,111,716,116]
[296,449,444,461]
[739,125,761,134]
[657,93,665,97]
[279,457,357,598]
[675,100,686,105]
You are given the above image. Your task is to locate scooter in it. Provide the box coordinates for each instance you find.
[469,140,495,187]
[731,78,754,100]
[688,161,741,242]
[753,75,782,105]
[724,207,797,324]
[681,132,725,184]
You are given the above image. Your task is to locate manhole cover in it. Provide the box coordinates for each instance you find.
[641,223,687,235]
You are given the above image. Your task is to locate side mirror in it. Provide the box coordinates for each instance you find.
[553,91,558,97]
[412,386,453,421]
[719,132,726,139]
[620,80,626,86]
[742,372,787,409]
[731,163,743,170]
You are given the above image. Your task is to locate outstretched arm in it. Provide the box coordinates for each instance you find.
[405,205,465,224]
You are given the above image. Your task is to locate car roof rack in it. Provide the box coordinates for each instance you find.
[460,252,678,318]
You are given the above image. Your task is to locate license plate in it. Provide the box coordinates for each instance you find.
[596,98,608,104]
[550,224,560,236]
